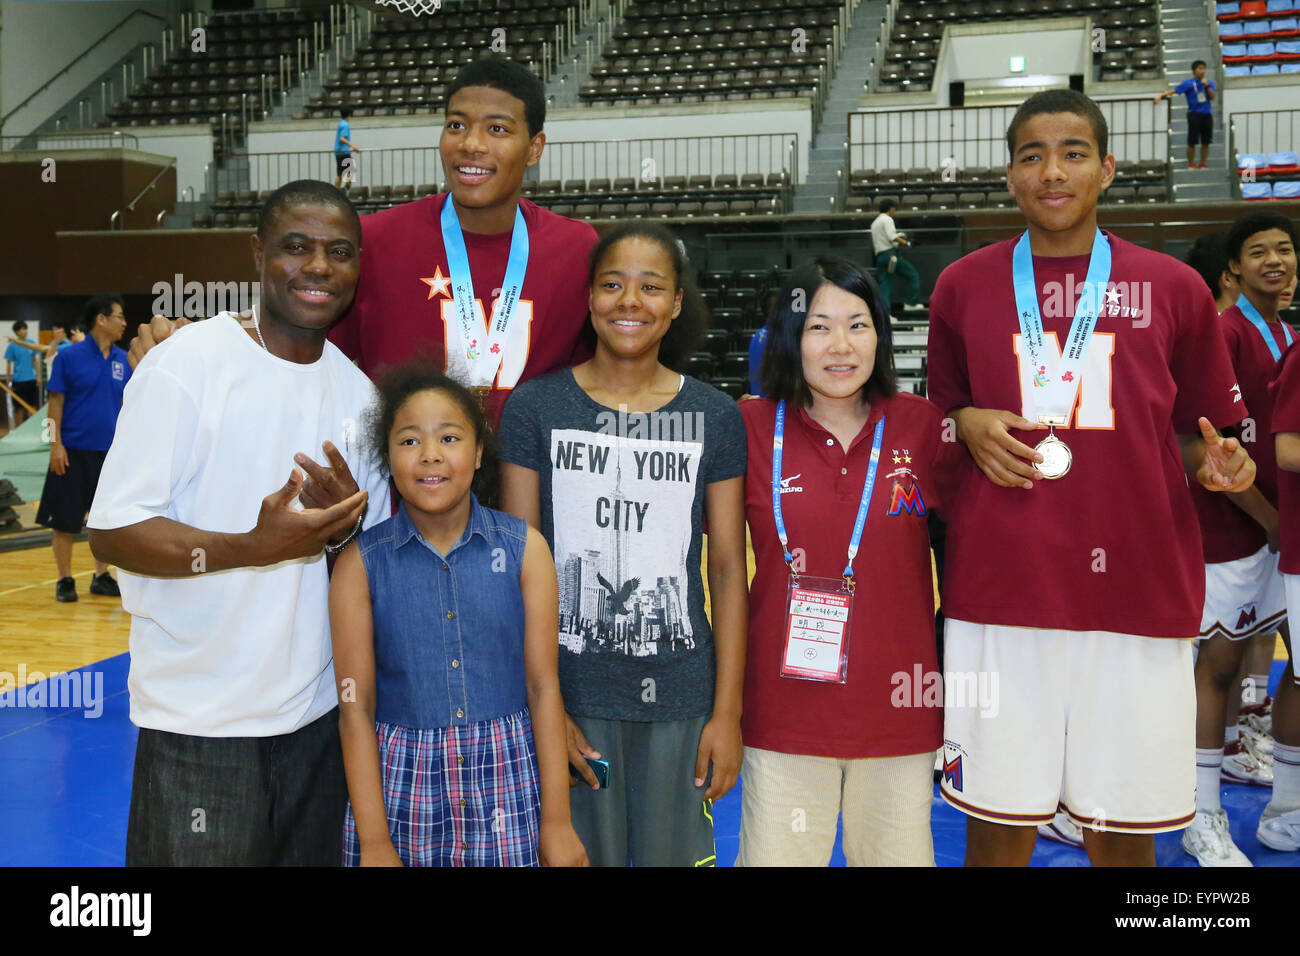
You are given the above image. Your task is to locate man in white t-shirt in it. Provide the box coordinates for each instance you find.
[87,180,391,866]
[870,198,925,314]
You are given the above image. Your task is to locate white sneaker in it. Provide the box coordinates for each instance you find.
[1222,737,1274,786]
[1257,804,1300,851]
[1239,723,1275,757]
[1181,809,1252,866]
[902,302,927,313]
[1240,695,1273,736]
[1037,811,1085,848]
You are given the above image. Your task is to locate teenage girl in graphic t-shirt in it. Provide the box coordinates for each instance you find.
[498,222,748,867]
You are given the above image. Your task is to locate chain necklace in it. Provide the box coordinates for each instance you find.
[250,305,268,352]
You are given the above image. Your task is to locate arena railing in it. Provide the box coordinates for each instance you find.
[843,96,1171,209]
[1227,108,1300,199]
[535,132,800,203]
[224,131,801,203]
[0,131,139,152]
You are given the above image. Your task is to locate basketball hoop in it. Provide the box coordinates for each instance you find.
[373,0,441,16]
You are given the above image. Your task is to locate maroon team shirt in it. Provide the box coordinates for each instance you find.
[1270,342,1300,575]
[927,231,1246,638]
[329,194,598,426]
[741,393,960,759]
[1192,303,1291,563]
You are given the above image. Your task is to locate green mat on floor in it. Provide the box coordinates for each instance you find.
[0,404,52,504]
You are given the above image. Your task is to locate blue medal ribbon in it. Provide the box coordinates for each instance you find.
[440,197,530,387]
[772,400,885,589]
[1235,292,1293,362]
[1011,228,1112,423]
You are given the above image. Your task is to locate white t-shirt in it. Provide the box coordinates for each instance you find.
[871,212,900,256]
[88,312,391,737]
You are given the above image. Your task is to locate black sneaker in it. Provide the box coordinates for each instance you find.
[56,577,78,602]
[89,573,121,597]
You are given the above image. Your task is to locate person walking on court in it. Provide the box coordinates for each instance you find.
[335,108,359,189]
[1155,60,1216,170]
[36,296,129,603]
[871,200,925,315]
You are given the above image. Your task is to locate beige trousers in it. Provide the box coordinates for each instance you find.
[736,745,936,866]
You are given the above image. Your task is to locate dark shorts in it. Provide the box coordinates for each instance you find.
[126,707,348,866]
[335,152,352,177]
[10,379,38,410]
[1188,111,1213,146]
[36,448,106,533]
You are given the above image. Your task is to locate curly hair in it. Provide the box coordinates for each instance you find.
[364,362,500,509]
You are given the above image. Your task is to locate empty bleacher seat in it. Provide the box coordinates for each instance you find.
[1106,186,1137,204]
[1243,181,1274,199]
[1274,181,1300,197]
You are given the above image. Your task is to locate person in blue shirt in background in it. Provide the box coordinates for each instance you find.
[1155,60,1217,170]
[37,295,130,603]
[334,108,359,189]
[3,320,40,427]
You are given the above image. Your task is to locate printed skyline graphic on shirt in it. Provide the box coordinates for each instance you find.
[549,428,701,658]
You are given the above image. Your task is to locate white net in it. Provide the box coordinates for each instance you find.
[373,0,442,15]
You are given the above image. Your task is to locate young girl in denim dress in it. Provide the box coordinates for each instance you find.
[331,368,586,866]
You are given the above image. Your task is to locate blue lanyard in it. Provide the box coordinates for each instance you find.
[772,400,885,589]
[1011,228,1112,423]
[1235,293,1293,362]
[440,197,530,387]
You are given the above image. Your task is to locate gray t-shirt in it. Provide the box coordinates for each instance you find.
[498,368,747,722]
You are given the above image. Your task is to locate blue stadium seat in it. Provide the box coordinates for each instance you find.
[1282,60,1300,70]
[1274,181,1300,198]
[1279,39,1300,53]
[1247,41,1277,55]
[1217,1,1241,14]
[1269,151,1300,169]
[1239,152,1268,170]
[1252,62,1281,72]
[1221,20,1246,34]
[1242,182,1274,199]
[1267,0,1294,11]
[1223,43,1249,56]
[1274,16,1300,31]
[1226,64,1253,74]
[1245,18,1271,32]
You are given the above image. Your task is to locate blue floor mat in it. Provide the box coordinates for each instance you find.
[1,655,1294,866]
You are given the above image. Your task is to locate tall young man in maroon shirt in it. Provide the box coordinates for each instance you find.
[927,89,1257,866]
[132,58,597,431]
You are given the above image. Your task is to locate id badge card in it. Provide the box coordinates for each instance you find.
[780,576,852,683]
[1196,87,1206,103]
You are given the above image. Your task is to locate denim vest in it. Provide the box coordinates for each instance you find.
[359,496,529,729]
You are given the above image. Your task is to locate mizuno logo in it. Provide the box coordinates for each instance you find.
[779,473,803,494]
[1232,384,1243,403]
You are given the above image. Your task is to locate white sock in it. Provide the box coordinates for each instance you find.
[1196,748,1224,813]
[1271,743,1300,812]
[1245,674,1271,707]
[1225,724,1241,745]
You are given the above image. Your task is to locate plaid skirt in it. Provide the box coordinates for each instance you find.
[343,708,541,867]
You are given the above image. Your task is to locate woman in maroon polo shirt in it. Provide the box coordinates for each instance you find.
[736,255,955,866]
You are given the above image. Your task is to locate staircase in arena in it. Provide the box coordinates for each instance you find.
[1159,0,1233,201]
[792,0,886,214]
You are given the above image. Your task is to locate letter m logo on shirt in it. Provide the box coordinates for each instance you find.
[887,480,926,516]
[942,753,963,792]
[1236,606,1257,631]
